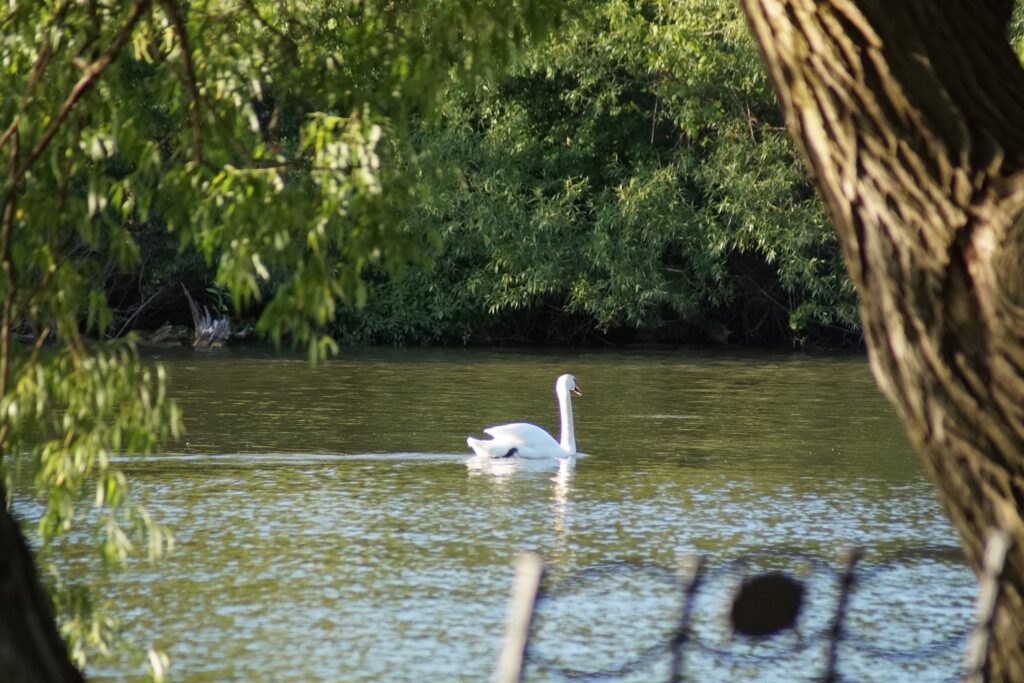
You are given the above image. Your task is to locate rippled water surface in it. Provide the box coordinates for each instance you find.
[32,347,976,681]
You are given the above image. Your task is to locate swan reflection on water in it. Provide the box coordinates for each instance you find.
[465,454,577,535]
[464,453,581,477]
[551,457,573,534]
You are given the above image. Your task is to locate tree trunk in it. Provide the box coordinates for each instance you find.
[0,484,84,682]
[736,1,1024,679]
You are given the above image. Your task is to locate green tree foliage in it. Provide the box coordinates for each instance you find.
[340,0,859,345]
[0,0,558,673]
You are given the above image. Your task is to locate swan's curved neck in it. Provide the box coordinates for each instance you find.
[557,386,576,454]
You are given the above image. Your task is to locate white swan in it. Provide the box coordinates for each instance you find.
[466,374,582,459]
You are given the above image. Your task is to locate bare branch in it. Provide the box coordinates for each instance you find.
[114,286,167,338]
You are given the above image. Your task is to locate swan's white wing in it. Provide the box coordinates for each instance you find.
[467,436,516,458]
[473,422,565,459]
[483,422,558,448]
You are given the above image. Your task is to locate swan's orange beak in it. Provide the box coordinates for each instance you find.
[572,386,583,397]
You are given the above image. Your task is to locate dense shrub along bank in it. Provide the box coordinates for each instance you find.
[117,0,861,348]
[328,0,859,347]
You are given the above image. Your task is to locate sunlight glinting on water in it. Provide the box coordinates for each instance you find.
[18,348,973,682]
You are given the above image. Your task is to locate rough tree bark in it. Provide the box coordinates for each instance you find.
[737,1,1024,679]
[0,484,84,682]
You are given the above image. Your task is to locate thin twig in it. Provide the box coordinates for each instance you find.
[668,554,704,683]
[114,286,167,338]
[651,96,659,145]
[823,547,863,683]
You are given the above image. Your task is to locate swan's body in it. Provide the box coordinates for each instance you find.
[467,374,582,459]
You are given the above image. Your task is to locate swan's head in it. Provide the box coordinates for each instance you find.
[556,373,583,397]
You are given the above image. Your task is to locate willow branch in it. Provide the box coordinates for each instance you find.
[12,0,152,183]
[0,1,73,155]
[0,326,52,452]
[0,123,16,153]
[201,91,256,165]
[160,0,204,165]
[240,0,291,43]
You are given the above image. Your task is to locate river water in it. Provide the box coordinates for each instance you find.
[32,348,976,681]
